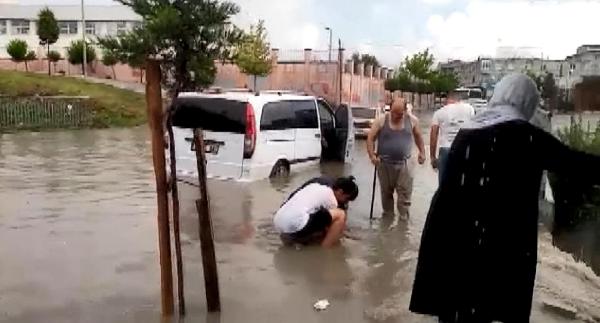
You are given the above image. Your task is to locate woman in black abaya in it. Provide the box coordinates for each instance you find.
[409,74,600,323]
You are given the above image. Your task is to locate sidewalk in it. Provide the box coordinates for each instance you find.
[72,75,147,93]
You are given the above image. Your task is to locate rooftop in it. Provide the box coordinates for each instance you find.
[0,4,141,22]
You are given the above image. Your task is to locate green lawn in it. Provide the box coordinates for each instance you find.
[0,70,147,127]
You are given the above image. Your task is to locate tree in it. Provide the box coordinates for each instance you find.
[47,50,61,74]
[98,33,146,82]
[404,49,435,81]
[37,7,59,76]
[101,49,119,80]
[360,54,380,69]
[350,52,380,75]
[385,68,413,92]
[24,51,37,72]
[67,40,97,75]
[525,70,543,92]
[6,39,28,71]
[429,70,459,94]
[97,0,244,95]
[235,20,272,91]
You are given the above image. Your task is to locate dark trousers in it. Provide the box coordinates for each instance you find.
[438,147,450,185]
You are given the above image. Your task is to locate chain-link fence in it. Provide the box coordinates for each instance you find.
[0,96,93,130]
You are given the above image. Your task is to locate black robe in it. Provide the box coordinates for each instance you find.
[410,120,600,323]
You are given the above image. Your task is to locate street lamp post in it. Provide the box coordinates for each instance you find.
[81,0,87,78]
[325,27,332,62]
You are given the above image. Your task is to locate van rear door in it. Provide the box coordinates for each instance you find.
[335,104,355,163]
[171,97,246,180]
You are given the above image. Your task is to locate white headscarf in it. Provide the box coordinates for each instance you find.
[465,74,540,129]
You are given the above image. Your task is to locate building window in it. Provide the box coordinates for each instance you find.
[59,21,78,34]
[11,20,30,35]
[481,60,491,71]
[542,64,547,71]
[570,63,576,71]
[85,22,96,35]
[133,21,142,29]
[0,20,7,35]
[116,21,127,35]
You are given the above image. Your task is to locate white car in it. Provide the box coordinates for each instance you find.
[167,91,354,181]
[469,98,488,114]
[351,106,383,138]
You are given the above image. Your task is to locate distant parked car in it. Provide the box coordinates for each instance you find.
[351,106,382,139]
[470,98,489,114]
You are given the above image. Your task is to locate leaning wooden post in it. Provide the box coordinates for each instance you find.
[145,59,174,316]
[193,128,221,312]
[167,113,186,315]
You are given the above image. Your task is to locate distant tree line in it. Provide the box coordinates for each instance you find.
[385,49,459,94]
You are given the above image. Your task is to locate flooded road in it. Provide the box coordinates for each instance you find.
[1,114,599,323]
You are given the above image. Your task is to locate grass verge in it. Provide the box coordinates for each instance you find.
[0,70,146,127]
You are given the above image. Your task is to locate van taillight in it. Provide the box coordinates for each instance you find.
[244,103,256,158]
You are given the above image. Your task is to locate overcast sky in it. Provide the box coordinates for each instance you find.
[18,0,600,67]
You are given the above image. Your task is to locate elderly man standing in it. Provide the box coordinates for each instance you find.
[367,98,426,220]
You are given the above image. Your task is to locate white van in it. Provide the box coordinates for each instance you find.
[167,91,354,181]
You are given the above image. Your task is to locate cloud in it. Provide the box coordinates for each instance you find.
[421,0,455,5]
[232,0,321,50]
[426,0,600,61]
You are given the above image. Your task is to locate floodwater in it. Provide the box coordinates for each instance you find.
[1,114,599,323]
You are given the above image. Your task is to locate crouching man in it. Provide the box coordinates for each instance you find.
[274,176,359,248]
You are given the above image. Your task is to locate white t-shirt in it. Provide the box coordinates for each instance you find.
[273,183,338,234]
[432,103,475,148]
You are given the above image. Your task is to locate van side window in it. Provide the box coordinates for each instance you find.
[172,97,246,133]
[291,100,318,129]
[260,102,295,130]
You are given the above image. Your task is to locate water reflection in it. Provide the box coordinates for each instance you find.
[0,114,598,322]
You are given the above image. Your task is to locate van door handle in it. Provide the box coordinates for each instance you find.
[314,133,321,138]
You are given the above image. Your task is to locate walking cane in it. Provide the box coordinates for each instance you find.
[369,164,377,221]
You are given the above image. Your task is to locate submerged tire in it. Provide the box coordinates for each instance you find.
[269,160,290,178]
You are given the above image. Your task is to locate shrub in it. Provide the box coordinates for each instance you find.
[551,116,600,227]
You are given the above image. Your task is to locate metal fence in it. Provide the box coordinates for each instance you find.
[0,96,94,130]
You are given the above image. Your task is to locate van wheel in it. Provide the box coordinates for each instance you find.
[270,160,290,178]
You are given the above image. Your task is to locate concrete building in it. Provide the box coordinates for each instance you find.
[565,45,600,89]
[439,45,600,110]
[440,56,568,98]
[0,2,141,58]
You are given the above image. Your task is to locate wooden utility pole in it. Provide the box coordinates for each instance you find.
[193,129,221,312]
[338,39,343,105]
[145,59,174,316]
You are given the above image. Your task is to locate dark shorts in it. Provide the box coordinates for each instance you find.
[280,208,333,245]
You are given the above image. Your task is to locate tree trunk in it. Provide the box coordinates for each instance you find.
[140,68,144,83]
[47,43,51,76]
[253,75,257,92]
[25,61,29,72]
[112,66,116,80]
[81,63,85,76]
[173,45,192,94]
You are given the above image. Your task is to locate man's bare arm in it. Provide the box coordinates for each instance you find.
[367,119,382,164]
[411,116,426,163]
[430,125,439,161]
